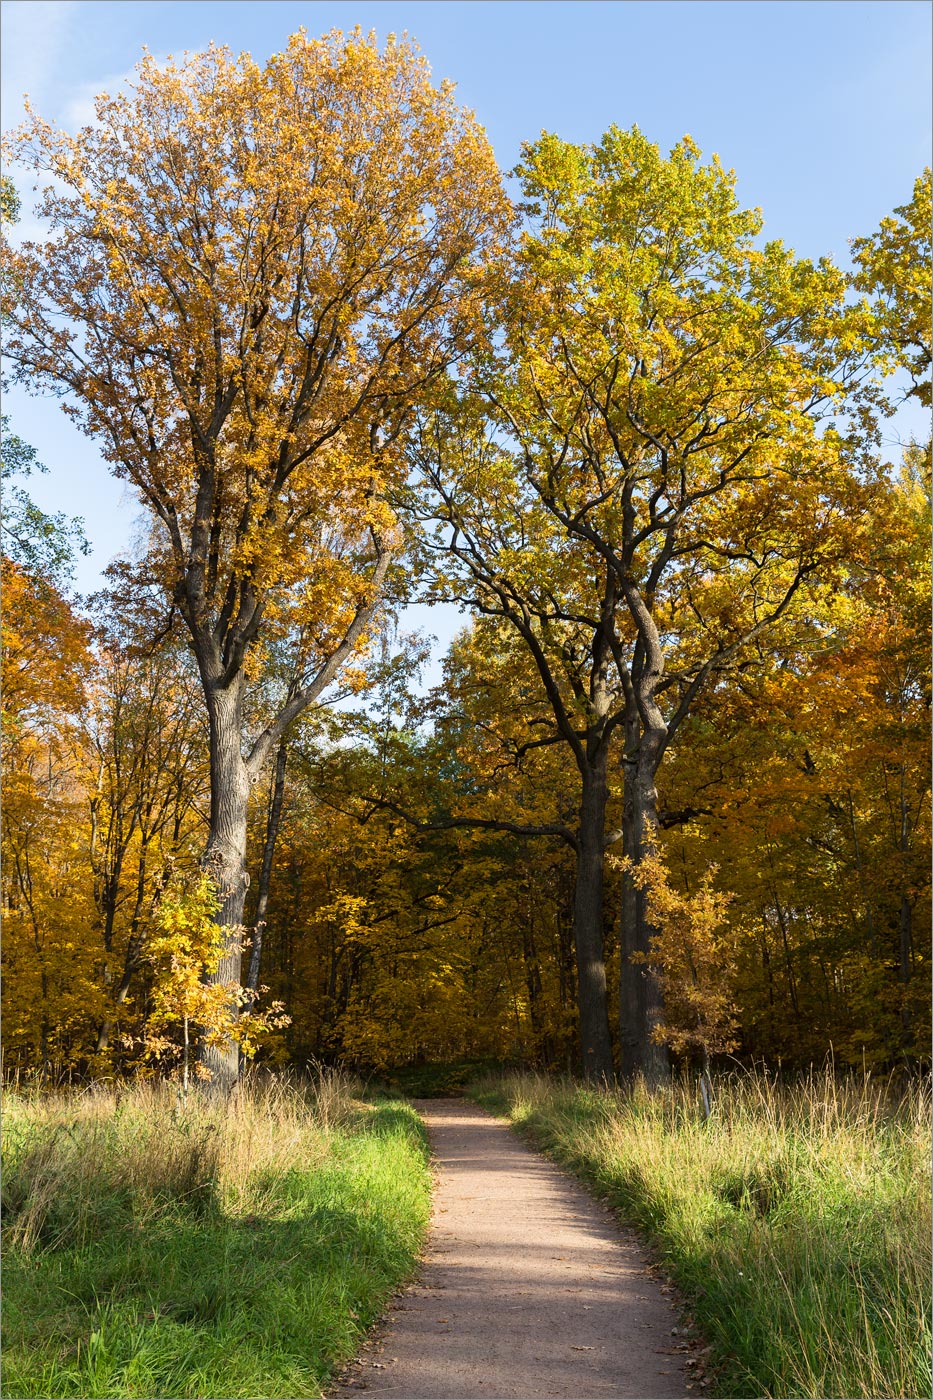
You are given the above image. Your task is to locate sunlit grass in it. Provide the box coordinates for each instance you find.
[2,1070,431,1399]
[472,1067,932,1400]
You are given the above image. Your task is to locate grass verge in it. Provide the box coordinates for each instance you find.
[471,1068,932,1400]
[1,1070,431,1399]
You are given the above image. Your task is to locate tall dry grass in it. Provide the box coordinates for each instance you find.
[1,1066,365,1252]
[474,1067,932,1400]
[2,1068,431,1399]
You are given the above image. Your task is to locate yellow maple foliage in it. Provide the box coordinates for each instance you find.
[3,28,508,1089]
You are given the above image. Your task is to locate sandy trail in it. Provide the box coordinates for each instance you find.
[333,1099,690,1399]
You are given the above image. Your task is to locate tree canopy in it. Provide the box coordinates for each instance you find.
[3,28,508,1089]
[1,35,928,1087]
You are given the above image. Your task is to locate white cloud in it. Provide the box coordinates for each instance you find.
[0,0,77,126]
[61,64,140,129]
[4,33,171,245]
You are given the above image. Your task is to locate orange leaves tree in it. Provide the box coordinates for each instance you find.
[3,30,507,1088]
[620,853,739,1080]
[83,615,208,1060]
[1,560,97,1070]
[657,447,931,1067]
[144,871,288,1094]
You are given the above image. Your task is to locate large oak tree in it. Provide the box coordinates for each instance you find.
[3,29,507,1088]
[419,127,880,1081]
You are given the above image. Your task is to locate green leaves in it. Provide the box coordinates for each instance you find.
[0,418,90,588]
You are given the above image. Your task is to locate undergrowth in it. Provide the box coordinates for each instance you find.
[380,1057,514,1098]
[1,1069,431,1399]
[471,1067,932,1400]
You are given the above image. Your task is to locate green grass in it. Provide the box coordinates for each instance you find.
[1,1071,432,1399]
[379,1057,515,1098]
[471,1068,932,1400]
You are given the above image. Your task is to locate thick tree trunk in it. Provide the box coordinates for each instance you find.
[619,707,642,1080]
[573,762,615,1084]
[198,679,251,1093]
[619,720,669,1087]
[246,741,287,994]
[633,744,670,1088]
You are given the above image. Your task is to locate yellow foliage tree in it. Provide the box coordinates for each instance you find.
[620,852,739,1089]
[852,168,932,406]
[418,126,882,1082]
[4,29,508,1089]
[1,560,99,1071]
[657,444,931,1067]
[145,871,288,1091]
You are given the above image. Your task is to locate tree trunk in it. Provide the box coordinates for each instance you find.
[633,747,670,1087]
[198,679,251,1093]
[246,741,287,994]
[573,762,615,1084]
[619,720,670,1087]
[619,710,642,1079]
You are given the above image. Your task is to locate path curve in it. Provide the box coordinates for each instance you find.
[333,1099,691,1399]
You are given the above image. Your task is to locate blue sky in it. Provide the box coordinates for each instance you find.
[2,0,930,639]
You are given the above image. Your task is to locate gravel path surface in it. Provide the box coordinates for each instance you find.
[333,1099,691,1399]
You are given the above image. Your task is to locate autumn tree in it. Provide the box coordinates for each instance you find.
[658,443,930,1067]
[621,852,738,1107]
[352,621,585,1067]
[3,29,507,1089]
[234,629,570,1071]
[417,126,880,1083]
[1,558,96,1070]
[244,724,484,1068]
[405,478,625,1082]
[424,625,588,1065]
[0,173,20,222]
[852,168,932,406]
[83,611,208,1058]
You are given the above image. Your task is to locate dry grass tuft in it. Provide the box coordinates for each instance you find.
[475,1067,932,1400]
[1,1066,365,1250]
[2,1068,429,1400]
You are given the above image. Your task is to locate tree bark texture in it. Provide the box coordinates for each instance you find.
[573,764,615,1084]
[246,741,288,994]
[187,551,391,1094]
[199,678,251,1093]
[633,747,671,1088]
[618,713,670,1087]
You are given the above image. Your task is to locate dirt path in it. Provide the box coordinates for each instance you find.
[333,1099,691,1399]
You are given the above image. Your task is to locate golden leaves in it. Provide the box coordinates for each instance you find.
[619,851,740,1058]
[3,27,508,683]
